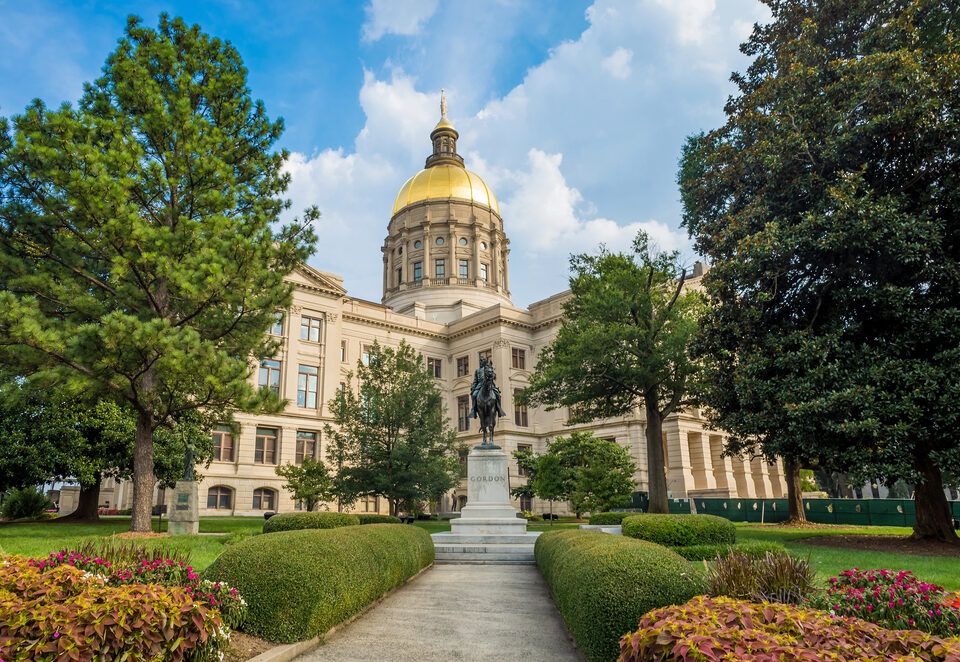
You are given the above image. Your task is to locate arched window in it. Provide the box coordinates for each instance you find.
[252,488,276,511]
[206,486,233,510]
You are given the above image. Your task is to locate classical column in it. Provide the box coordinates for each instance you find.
[502,241,511,294]
[422,224,431,285]
[750,455,774,498]
[472,226,482,283]
[709,434,737,495]
[686,431,716,491]
[732,454,755,498]
[663,419,695,498]
[400,231,409,288]
[382,251,389,294]
[491,236,501,289]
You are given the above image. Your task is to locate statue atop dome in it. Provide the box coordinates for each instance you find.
[440,89,448,119]
[426,90,463,168]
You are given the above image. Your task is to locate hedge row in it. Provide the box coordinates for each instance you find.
[535,529,705,662]
[0,556,226,661]
[618,595,960,662]
[202,524,434,642]
[672,540,786,561]
[621,513,735,547]
[356,514,402,524]
[262,511,359,533]
[586,512,633,525]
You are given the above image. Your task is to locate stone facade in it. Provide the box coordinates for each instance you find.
[104,99,786,517]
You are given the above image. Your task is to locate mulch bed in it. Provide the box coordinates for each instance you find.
[109,531,169,539]
[797,534,960,557]
[225,632,275,661]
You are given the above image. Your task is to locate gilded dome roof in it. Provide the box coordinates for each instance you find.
[391,164,500,216]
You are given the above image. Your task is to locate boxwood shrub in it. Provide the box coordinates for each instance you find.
[202,524,433,642]
[356,514,402,524]
[587,512,633,525]
[535,529,705,662]
[621,513,735,547]
[672,540,786,561]
[261,511,359,533]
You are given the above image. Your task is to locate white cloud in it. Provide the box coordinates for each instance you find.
[651,0,716,45]
[362,0,439,41]
[601,47,633,79]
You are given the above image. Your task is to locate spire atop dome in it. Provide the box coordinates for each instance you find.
[426,89,463,168]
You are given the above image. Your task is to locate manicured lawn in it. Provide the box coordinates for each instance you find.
[735,524,960,591]
[0,516,264,571]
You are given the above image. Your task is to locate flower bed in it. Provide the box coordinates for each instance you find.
[618,595,960,662]
[812,568,960,637]
[0,555,228,662]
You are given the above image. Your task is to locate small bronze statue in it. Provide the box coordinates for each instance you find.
[469,354,506,448]
[181,440,195,482]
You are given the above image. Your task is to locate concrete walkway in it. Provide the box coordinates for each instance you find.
[293,564,584,662]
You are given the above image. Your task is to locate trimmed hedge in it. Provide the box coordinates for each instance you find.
[535,529,705,662]
[672,540,787,561]
[356,514,402,524]
[621,513,735,547]
[202,524,433,642]
[587,511,633,525]
[262,511,359,533]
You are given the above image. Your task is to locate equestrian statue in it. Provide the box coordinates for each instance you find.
[468,354,507,448]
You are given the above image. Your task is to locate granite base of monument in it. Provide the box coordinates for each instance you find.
[168,480,199,536]
[432,446,540,564]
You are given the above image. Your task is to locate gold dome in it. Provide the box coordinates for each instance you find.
[392,164,500,216]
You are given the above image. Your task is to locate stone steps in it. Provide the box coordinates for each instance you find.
[431,532,541,565]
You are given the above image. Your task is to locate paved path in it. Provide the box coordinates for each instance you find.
[293,564,584,662]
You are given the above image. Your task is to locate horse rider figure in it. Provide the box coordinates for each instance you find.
[469,354,507,420]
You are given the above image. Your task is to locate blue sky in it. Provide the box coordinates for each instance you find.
[1,0,770,308]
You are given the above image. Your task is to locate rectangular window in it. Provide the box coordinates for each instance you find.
[514,389,528,427]
[520,495,533,512]
[427,357,442,378]
[435,259,445,279]
[296,431,318,464]
[362,345,372,366]
[297,365,318,408]
[459,259,469,279]
[480,263,488,281]
[300,316,322,343]
[361,495,379,513]
[269,312,283,335]
[512,348,526,370]
[456,356,469,377]
[212,425,234,462]
[517,443,532,476]
[478,349,492,363]
[259,360,281,394]
[457,395,470,432]
[255,427,278,464]
[414,262,422,281]
[340,340,346,362]
[397,268,403,285]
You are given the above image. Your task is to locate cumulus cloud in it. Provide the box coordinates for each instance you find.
[601,47,633,79]
[362,0,439,41]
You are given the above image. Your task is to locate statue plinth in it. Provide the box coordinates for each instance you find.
[451,446,527,536]
[167,480,199,535]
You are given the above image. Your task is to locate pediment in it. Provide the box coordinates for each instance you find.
[287,263,347,297]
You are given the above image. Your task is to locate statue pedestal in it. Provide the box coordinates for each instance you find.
[168,480,199,535]
[451,447,527,535]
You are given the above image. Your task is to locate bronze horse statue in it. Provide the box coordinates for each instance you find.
[473,360,504,448]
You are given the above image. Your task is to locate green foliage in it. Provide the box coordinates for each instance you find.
[261,511,358,534]
[707,549,817,605]
[325,340,461,516]
[519,432,637,517]
[586,511,634,525]
[0,14,316,531]
[618,596,960,662]
[0,555,228,661]
[811,568,960,637]
[0,488,53,520]
[535,529,705,662]
[201,524,434,642]
[356,514,402,524]
[798,469,818,493]
[275,456,334,512]
[621,513,736,547]
[672,541,787,562]
[221,531,257,546]
[520,232,702,513]
[679,0,960,539]
[61,538,190,569]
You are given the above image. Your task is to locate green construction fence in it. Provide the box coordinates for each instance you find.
[688,497,960,527]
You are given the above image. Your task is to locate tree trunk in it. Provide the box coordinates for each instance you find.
[784,458,806,524]
[912,447,958,543]
[644,397,670,514]
[58,476,102,522]
[130,409,156,532]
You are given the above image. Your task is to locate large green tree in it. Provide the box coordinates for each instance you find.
[521,232,702,513]
[275,456,334,512]
[325,340,462,517]
[679,0,960,540]
[0,15,316,531]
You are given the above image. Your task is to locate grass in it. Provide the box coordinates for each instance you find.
[0,516,264,571]
[734,524,960,591]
